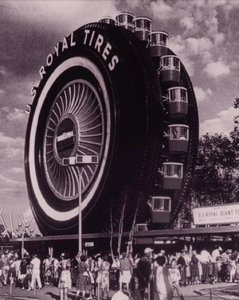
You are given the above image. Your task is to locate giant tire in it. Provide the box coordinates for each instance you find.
[25,23,164,235]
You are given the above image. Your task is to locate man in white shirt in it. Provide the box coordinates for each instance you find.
[29,254,42,290]
[212,245,222,262]
[200,248,212,283]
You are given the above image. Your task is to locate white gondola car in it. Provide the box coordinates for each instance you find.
[150,196,171,223]
[160,55,180,87]
[162,162,183,190]
[115,13,135,31]
[148,31,168,57]
[168,124,189,153]
[99,17,116,25]
[133,17,152,42]
[135,223,148,232]
[167,87,188,119]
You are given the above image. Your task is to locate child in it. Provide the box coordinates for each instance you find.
[216,256,222,283]
[58,253,72,300]
[229,256,236,283]
[169,260,185,300]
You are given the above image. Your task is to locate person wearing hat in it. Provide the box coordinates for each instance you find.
[136,247,153,300]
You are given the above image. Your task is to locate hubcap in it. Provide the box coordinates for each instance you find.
[43,79,105,201]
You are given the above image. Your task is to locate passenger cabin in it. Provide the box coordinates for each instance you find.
[167,87,188,119]
[135,223,148,232]
[148,31,169,57]
[160,55,180,87]
[99,17,116,25]
[115,13,135,31]
[151,196,171,223]
[133,17,152,42]
[168,124,189,153]
[162,162,183,190]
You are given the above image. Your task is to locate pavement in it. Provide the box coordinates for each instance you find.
[0,282,239,300]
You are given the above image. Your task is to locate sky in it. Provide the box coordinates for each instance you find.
[0,0,238,234]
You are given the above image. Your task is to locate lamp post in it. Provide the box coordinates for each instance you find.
[16,223,24,258]
[62,155,98,252]
[16,215,34,257]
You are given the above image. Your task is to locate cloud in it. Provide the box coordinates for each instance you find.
[0,132,24,149]
[125,0,150,10]
[214,32,225,46]
[202,61,231,78]
[0,173,25,189]
[201,51,213,64]
[3,0,120,33]
[194,86,213,103]
[6,109,25,122]
[8,167,24,174]
[23,206,33,220]
[186,37,213,56]
[221,0,239,18]
[0,132,24,160]
[168,35,195,76]
[179,16,194,32]
[0,66,8,77]
[0,106,28,139]
[200,106,236,136]
[151,0,173,20]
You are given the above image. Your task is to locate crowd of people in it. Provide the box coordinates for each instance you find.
[0,244,238,300]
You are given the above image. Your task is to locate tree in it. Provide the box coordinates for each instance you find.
[178,132,239,226]
[108,189,147,257]
[193,133,238,205]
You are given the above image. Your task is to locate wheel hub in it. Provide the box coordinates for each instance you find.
[55,115,78,162]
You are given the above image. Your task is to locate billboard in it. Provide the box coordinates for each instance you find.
[193,203,239,225]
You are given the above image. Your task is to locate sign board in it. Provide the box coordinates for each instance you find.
[134,237,154,244]
[85,242,94,247]
[193,203,239,225]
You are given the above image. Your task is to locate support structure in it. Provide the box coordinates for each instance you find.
[16,213,34,257]
[62,155,98,252]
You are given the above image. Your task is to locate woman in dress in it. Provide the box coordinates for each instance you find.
[75,255,91,300]
[190,251,199,285]
[119,252,133,296]
[97,255,111,300]
[58,253,72,300]
[43,254,52,285]
[153,255,173,300]
[177,250,186,287]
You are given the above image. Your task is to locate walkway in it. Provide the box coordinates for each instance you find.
[0,282,239,300]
